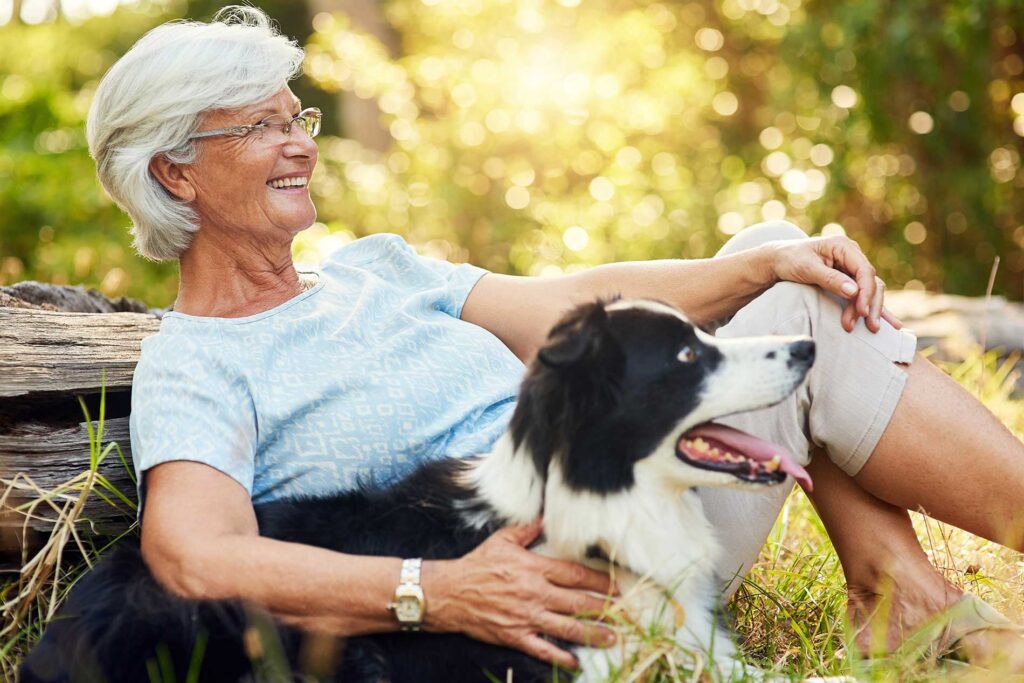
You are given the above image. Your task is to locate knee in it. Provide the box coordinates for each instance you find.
[715,221,808,258]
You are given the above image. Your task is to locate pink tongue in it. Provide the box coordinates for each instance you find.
[682,423,813,491]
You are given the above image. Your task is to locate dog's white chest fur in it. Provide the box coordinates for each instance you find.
[466,434,747,680]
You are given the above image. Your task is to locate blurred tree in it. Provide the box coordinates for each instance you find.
[0,1,179,305]
[1,0,1022,308]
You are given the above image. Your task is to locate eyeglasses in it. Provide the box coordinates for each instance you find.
[189,107,322,142]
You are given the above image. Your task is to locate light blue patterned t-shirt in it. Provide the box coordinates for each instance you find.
[128,233,525,509]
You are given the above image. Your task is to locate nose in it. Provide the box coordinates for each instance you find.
[789,340,815,365]
[283,128,318,159]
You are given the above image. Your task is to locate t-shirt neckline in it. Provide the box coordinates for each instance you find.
[162,269,324,325]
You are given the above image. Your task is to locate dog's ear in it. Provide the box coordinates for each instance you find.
[538,301,611,369]
[511,299,625,478]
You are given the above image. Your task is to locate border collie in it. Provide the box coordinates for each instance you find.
[20,297,815,683]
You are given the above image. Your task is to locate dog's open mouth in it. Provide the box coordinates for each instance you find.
[676,423,813,490]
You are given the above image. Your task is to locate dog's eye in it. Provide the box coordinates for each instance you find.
[677,346,697,363]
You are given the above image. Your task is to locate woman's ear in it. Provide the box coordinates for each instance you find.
[148,155,196,202]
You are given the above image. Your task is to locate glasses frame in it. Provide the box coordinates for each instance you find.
[188,107,322,141]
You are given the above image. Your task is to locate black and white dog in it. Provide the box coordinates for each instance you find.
[20,298,815,683]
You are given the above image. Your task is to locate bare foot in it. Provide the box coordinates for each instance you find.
[847,581,1024,672]
[846,579,960,655]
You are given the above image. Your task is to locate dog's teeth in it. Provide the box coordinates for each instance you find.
[693,438,709,452]
[764,455,782,472]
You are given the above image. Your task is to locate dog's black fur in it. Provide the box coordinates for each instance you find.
[20,298,812,683]
[21,461,560,683]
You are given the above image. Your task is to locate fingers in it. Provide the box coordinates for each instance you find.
[842,299,857,332]
[539,557,617,596]
[836,241,877,319]
[537,611,617,649]
[495,518,544,547]
[519,634,579,670]
[881,307,903,330]
[830,238,905,334]
[547,586,615,619]
[867,277,885,332]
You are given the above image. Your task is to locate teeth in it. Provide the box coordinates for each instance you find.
[268,176,309,189]
[693,438,709,453]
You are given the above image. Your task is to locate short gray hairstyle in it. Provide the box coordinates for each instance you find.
[86,6,304,262]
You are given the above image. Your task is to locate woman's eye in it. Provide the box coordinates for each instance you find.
[677,346,697,363]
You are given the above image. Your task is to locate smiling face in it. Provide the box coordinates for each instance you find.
[177,86,318,246]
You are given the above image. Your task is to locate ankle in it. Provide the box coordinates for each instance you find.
[844,555,961,613]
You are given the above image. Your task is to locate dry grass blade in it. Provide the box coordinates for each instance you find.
[0,378,138,679]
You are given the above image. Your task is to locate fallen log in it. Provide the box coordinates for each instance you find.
[0,291,158,565]
[0,308,160,399]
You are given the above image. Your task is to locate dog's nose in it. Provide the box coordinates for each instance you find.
[789,340,815,364]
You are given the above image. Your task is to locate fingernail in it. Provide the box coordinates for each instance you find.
[605,631,617,645]
[841,281,857,295]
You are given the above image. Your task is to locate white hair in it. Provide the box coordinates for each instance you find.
[86,5,305,262]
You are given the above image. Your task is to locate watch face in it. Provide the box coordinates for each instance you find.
[396,595,423,622]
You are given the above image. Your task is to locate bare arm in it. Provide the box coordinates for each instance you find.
[141,461,402,635]
[463,233,900,364]
[142,461,616,666]
[461,246,775,364]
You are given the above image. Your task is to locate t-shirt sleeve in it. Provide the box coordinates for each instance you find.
[327,233,489,319]
[129,335,257,511]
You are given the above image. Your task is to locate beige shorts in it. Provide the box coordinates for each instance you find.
[696,221,919,599]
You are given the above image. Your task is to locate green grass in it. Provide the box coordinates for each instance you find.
[729,346,1024,682]
[3,348,1023,681]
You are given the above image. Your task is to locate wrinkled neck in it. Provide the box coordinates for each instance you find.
[175,230,304,318]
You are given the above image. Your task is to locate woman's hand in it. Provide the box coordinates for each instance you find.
[421,518,618,670]
[760,235,904,334]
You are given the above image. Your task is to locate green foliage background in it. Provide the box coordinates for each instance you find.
[1,0,1022,309]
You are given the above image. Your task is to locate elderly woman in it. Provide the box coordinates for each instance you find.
[85,5,1022,672]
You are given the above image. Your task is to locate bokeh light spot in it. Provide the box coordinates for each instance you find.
[904,221,927,244]
[809,143,834,166]
[831,85,858,108]
[718,211,745,235]
[762,200,787,221]
[763,151,791,176]
[695,27,725,52]
[712,91,739,116]
[908,111,934,134]
[948,90,971,112]
[589,176,615,201]
[759,126,784,149]
[562,225,590,251]
[505,186,531,209]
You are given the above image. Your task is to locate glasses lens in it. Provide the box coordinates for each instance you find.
[299,110,321,138]
[257,114,289,140]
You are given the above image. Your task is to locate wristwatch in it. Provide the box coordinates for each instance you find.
[387,558,426,631]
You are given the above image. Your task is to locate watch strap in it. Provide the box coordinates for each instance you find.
[399,557,422,585]
[389,557,425,631]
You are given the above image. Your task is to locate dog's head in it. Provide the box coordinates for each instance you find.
[510,297,814,496]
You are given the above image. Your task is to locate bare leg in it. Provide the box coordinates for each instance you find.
[805,451,962,654]
[854,352,1024,551]
[811,353,1024,662]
